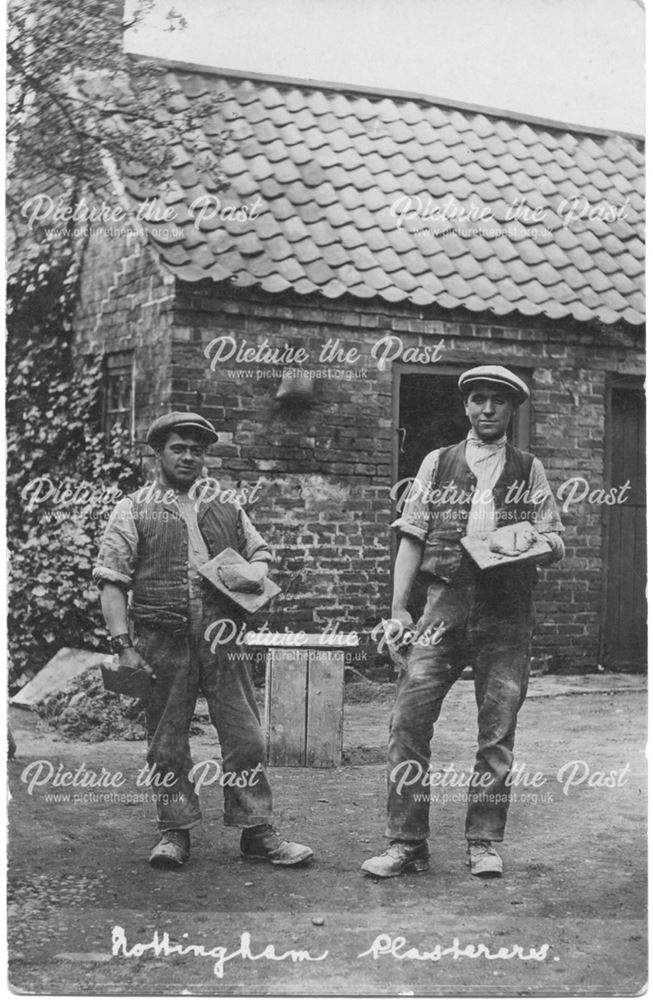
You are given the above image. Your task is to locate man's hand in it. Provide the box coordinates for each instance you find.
[388,608,415,643]
[101,645,157,700]
[218,563,265,593]
[118,646,156,682]
[488,522,539,556]
[381,609,415,668]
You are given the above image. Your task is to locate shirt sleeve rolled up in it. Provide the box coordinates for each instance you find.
[93,498,138,589]
[390,450,439,542]
[237,506,273,563]
[527,459,565,562]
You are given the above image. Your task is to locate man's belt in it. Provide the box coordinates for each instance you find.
[131,604,189,633]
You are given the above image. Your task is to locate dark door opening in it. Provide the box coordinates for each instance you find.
[397,373,469,483]
[393,366,531,490]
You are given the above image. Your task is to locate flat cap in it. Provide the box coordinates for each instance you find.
[458,365,530,406]
[146,411,218,446]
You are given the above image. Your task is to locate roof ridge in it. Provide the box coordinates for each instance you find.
[127,53,644,144]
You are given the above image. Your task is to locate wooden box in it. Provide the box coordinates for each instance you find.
[247,634,355,767]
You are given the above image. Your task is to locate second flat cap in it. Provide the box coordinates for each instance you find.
[146,411,219,446]
[458,365,530,405]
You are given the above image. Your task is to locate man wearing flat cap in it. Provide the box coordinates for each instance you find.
[94,412,312,868]
[362,366,564,879]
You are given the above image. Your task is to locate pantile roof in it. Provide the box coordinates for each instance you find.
[120,62,644,326]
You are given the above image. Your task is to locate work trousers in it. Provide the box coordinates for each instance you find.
[386,559,534,843]
[136,602,274,833]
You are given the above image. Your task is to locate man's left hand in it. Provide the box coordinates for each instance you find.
[489,522,539,556]
[218,562,266,593]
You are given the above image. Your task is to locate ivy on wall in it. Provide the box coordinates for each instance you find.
[7,255,142,686]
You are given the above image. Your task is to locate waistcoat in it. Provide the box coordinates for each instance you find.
[420,440,536,582]
[129,487,242,627]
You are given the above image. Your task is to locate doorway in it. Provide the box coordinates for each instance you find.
[601,380,646,671]
[392,364,531,494]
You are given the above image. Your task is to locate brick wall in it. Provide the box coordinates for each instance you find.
[170,283,644,669]
[73,233,645,669]
[72,228,177,437]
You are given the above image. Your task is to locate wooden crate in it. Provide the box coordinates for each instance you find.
[262,644,348,767]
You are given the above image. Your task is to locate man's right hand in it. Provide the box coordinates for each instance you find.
[118,647,156,682]
[388,608,415,644]
[382,609,415,669]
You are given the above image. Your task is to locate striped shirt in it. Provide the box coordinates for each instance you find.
[93,485,271,590]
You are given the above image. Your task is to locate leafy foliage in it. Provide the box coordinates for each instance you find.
[7,315,143,684]
[7,1,229,684]
[8,0,227,302]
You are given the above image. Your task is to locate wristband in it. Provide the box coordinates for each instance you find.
[111,633,134,654]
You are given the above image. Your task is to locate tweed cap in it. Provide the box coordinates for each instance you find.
[146,411,218,446]
[458,365,530,405]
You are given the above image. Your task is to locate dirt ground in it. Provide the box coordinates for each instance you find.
[7,674,647,996]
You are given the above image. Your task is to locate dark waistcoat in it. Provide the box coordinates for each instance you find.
[420,440,536,582]
[129,488,241,627]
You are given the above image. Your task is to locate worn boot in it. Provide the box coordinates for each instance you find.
[466,839,503,877]
[240,824,313,866]
[361,840,430,878]
[149,829,191,868]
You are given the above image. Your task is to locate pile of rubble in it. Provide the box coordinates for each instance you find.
[33,666,147,742]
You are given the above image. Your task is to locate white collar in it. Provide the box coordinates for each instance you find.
[466,431,507,451]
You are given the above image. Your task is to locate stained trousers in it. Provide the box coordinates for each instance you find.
[136,605,274,833]
[386,559,534,843]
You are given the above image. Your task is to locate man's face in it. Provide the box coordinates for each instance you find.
[464,382,516,441]
[155,432,207,489]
